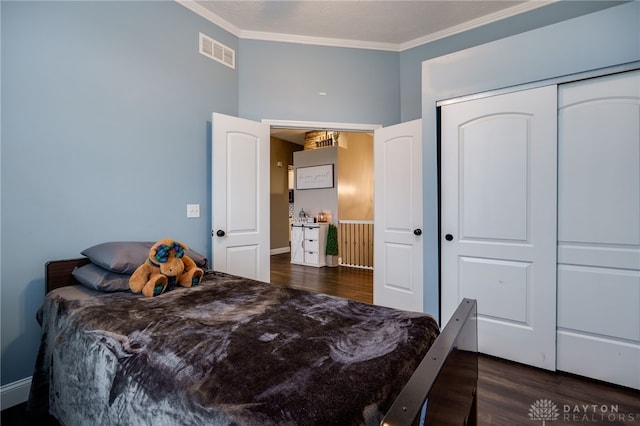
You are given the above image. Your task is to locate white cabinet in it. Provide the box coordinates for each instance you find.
[291,223,328,267]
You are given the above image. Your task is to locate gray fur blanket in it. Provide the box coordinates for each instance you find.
[28,271,439,425]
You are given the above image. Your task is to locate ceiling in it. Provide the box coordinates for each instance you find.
[268,128,307,145]
[189,0,548,51]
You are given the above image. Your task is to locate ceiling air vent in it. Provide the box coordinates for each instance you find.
[199,32,235,69]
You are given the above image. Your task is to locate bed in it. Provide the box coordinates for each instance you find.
[27,249,477,426]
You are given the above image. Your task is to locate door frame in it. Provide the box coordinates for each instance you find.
[262,119,381,133]
[436,62,640,108]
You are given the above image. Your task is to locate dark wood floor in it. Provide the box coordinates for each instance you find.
[270,252,374,303]
[4,255,638,425]
[270,253,640,425]
[476,355,640,425]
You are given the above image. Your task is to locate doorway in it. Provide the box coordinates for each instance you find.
[266,121,378,296]
[267,124,376,258]
[212,115,426,312]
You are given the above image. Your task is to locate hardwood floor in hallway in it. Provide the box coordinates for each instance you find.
[270,252,373,303]
[270,252,640,425]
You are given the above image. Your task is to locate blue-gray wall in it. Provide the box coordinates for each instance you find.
[1,0,237,385]
[398,1,626,121]
[1,0,638,388]
[239,40,400,126]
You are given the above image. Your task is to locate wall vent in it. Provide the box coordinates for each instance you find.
[199,32,235,69]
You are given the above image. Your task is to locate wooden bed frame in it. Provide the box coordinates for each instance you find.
[45,258,478,426]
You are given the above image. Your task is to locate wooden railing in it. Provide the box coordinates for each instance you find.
[338,220,374,269]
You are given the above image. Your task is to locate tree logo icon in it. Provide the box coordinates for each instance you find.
[529,399,560,425]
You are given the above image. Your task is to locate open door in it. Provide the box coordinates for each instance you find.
[212,113,270,282]
[373,119,423,312]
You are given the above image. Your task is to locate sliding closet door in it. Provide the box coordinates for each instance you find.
[440,86,557,370]
[557,70,640,390]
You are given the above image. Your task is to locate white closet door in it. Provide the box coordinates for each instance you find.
[557,70,640,390]
[441,86,558,370]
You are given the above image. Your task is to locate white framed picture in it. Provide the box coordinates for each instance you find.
[296,164,334,190]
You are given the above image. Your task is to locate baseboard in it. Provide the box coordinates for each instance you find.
[270,247,290,255]
[1,377,31,410]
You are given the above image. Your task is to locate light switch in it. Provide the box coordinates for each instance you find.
[187,204,200,218]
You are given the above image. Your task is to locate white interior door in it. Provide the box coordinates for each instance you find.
[557,70,640,389]
[212,113,270,282]
[441,86,557,370]
[373,119,423,312]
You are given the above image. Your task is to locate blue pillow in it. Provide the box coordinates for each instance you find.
[72,263,131,292]
[81,241,208,274]
[81,241,152,274]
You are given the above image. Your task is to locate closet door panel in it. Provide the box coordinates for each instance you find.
[558,75,640,245]
[558,244,640,270]
[557,332,640,390]
[441,86,558,371]
[557,70,640,390]
[558,265,640,340]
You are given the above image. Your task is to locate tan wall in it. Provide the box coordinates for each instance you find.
[270,137,302,250]
[337,132,373,220]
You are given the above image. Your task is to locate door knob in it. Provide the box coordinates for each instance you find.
[216,230,226,237]
[413,228,422,236]
[445,234,453,241]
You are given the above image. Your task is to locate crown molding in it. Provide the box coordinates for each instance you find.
[239,30,399,52]
[399,1,557,51]
[176,0,242,36]
[177,0,556,53]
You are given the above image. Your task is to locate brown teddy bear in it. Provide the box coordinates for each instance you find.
[129,239,204,297]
